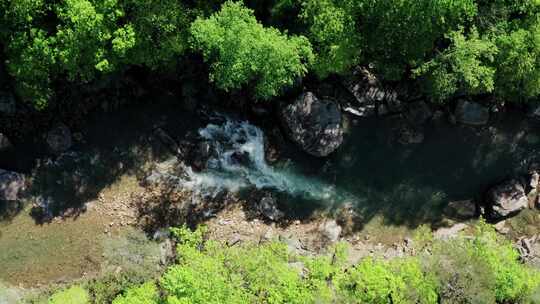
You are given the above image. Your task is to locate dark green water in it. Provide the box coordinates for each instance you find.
[275,111,540,227]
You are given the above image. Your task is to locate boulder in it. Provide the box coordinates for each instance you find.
[455,100,489,126]
[444,200,477,220]
[0,91,16,114]
[434,223,469,240]
[405,101,433,124]
[486,179,529,220]
[258,194,284,221]
[319,220,342,242]
[0,169,25,201]
[0,133,12,150]
[46,123,72,154]
[397,125,424,145]
[281,92,343,157]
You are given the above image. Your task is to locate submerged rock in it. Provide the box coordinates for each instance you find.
[0,169,25,201]
[397,124,424,145]
[281,92,343,157]
[0,133,12,150]
[405,100,433,125]
[0,91,16,114]
[46,123,72,154]
[455,100,489,126]
[257,193,284,221]
[444,199,477,220]
[486,179,528,220]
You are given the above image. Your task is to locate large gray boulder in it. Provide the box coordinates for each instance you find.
[455,100,489,126]
[46,123,72,154]
[487,179,529,220]
[0,169,25,201]
[281,92,343,157]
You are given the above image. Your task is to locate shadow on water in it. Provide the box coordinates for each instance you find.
[2,99,540,232]
[275,110,540,230]
[1,97,204,224]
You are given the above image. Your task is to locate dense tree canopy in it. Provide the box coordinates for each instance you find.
[2,0,540,108]
[190,1,313,100]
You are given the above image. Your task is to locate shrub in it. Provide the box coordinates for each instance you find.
[49,285,89,304]
[112,282,159,304]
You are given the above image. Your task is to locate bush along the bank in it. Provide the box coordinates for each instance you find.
[2,0,540,109]
[46,220,540,304]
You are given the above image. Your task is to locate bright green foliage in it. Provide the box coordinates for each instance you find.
[353,0,478,80]
[336,258,407,303]
[54,0,126,81]
[300,0,360,77]
[121,0,190,69]
[415,28,497,102]
[60,223,540,304]
[6,29,56,109]
[190,1,314,100]
[492,18,540,101]
[335,257,438,304]
[49,285,90,304]
[112,282,159,304]
[162,225,316,304]
[429,219,540,303]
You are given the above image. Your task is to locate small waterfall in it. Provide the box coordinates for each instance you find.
[183,119,347,203]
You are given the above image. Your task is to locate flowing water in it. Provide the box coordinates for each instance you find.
[183,111,540,226]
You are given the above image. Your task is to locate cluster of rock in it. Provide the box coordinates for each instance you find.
[0,169,25,201]
[278,66,495,157]
[281,92,343,157]
[484,170,540,220]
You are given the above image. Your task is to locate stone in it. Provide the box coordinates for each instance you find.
[0,133,12,150]
[434,223,468,240]
[455,100,489,126]
[486,179,529,220]
[444,200,477,220]
[387,98,404,113]
[0,169,25,201]
[153,127,181,155]
[258,194,284,221]
[46,123,72,154]
[405,101,433,124]
[494,221,510,234]
[320,220,342,242]
[281,92,343,157]
[378,103,389,116]
[397,125,424,145]
[0,91,16,114]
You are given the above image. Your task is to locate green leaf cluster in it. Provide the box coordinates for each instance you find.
[190,1,313,100]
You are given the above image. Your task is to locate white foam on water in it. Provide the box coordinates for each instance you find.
[182,119,343,202]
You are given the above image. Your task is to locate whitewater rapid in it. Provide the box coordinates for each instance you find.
[182,119,352,204]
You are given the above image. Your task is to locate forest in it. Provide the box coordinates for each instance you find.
[1,0,539,109]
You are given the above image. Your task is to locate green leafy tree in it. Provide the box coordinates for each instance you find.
[190,1,313,100]
[352,0,478,80]
[414,28,497,102]
[492,18,540,101]
[300,0,360,77]
[120,0,191,69]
